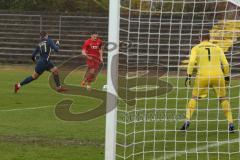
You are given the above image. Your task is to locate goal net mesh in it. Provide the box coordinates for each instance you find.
[115,0,240,160]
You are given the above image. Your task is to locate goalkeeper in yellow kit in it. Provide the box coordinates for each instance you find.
[180,33,234,133]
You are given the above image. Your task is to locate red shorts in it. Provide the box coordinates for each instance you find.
[87,59,100,70]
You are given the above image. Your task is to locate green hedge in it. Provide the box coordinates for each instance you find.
[0,0,108,13]
[0,0,227,14]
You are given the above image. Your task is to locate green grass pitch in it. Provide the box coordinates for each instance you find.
[0,65,239,160]
[0,65,106,160]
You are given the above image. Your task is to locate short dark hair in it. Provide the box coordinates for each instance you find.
[40,31,48,39]
[200,31,210,41]
[201,34,210,41]
[91,31,98,35]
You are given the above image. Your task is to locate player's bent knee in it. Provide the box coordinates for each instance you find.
[191,96,198,100]
[32,73,39,80]
[89,69,95,74]
[219,97,227,103]
[51,67,59,75]
[53,70,59,75]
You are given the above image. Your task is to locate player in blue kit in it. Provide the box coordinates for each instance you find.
[15,31,67,93]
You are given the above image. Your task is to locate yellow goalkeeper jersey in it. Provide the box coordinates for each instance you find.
[187,41,229,77]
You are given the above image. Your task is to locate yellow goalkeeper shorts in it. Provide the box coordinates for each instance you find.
[192,76,226,98]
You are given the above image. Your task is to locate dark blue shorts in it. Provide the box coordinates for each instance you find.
[35,60,55,74]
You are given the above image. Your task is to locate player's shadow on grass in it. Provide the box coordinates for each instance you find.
[49,55,173,121]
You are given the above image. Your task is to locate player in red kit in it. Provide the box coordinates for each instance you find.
[81,31,104,90]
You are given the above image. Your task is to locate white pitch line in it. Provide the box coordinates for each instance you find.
[126,70,149,80]
[0,105,53,112]
[156,137,240,160]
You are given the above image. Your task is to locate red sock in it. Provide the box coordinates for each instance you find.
[86,73,95,83]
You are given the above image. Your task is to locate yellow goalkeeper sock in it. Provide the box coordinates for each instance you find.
[221,100,233,124]
[186,99,197,121]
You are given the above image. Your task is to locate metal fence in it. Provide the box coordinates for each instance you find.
[0,14,108,64]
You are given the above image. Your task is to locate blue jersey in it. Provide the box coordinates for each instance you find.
[32,37,59,62]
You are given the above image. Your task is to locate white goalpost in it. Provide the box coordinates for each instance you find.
[105,0,240,160]
[105,0,120,160]
[228,0,240,7]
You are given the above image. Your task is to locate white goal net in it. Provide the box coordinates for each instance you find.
[106,0,240,160]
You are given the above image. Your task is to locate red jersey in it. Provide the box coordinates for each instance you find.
[82,38,103,60]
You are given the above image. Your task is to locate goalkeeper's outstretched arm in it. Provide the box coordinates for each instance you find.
[187,47,197,76]
[185,47,197,87]
[220,48,230,77]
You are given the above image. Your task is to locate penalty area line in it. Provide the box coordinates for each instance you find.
[126,70,149,80]
[156,137,240,160]
[0,105,53,112]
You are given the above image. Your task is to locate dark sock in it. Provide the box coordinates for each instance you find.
[20,76,34,86]
[53,74,61,87]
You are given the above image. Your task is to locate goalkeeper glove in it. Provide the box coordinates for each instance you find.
[185,74,192,87]
[225,76,230,86]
